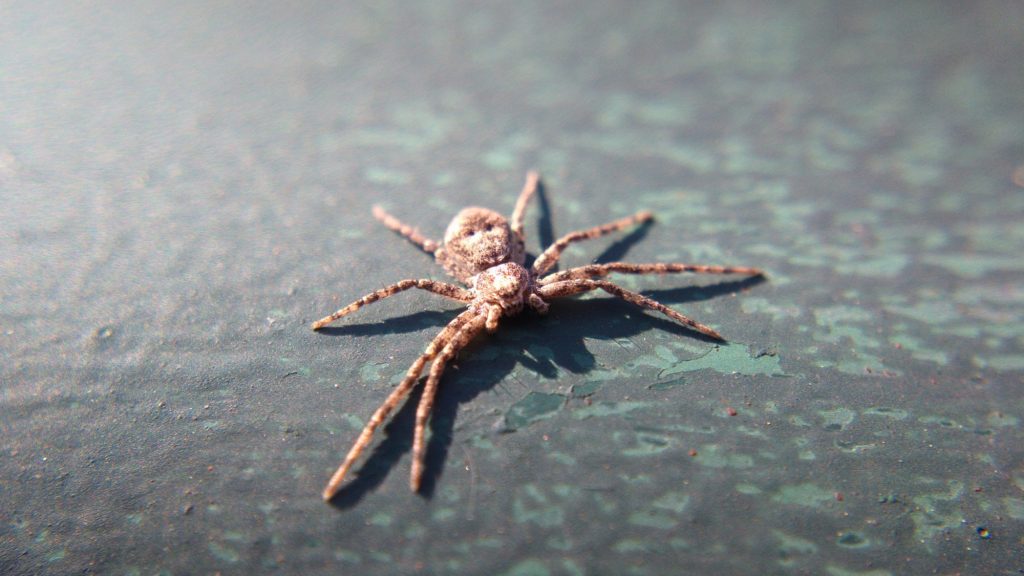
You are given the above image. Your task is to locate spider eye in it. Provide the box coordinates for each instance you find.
[484,224,494,232]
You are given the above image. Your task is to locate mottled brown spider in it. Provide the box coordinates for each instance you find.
[313,171,763,500]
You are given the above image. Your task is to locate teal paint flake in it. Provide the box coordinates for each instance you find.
[571,401,650,420]
[834,253,909,278]
[889,334,948,365]
[736,483,763,495]
[910,480,964,550]
[1003,497,1024,520]
[924,253,1024,279]
[513,485,564,528]
[359,362,390,383]
[974,354,1024,372]
[431,508,456,522]
[658,343,783,377]
[819,407,856,430]
[363,167,413,186]
[622,432,673,457]
[693,444,754,469]
[772,483,836,508]
[773,529,818,564]
[612,539,651,553]
[368,513,392,527]
[208,541,240,563]
[741,297,802,320]
[46,549,66,562]
[628,510,678,530]
[863,407,908,420]
[885,298,960,324]
[986,411,1019,428]
[825,566,891,576]
[652,491,691,513]
[334,549,361,563]
[505,392,564,429]
[500,559,551,576]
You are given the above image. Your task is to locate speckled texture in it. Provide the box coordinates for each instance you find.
[2,1,1023,574]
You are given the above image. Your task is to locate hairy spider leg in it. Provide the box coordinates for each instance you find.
[409,312,489,491]
[538,262,764,285]
[510,170,540,239]
[537,279,724,340]
[311,279,473,330]
[372,205,441,254]
[531,211,654,276]
[322,310,476,501]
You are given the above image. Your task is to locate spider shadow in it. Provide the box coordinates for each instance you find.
[523,182,654,272]
[315,310,460,338]
[325,274,764,509]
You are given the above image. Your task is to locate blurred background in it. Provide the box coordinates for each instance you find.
[1,1,1022,574]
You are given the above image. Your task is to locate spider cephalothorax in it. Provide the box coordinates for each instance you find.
[313,171,764,501]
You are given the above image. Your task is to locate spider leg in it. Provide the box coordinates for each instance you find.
[322,310,475,501]
[538,262,763,285]
[537,279,724,340]
[311,279,473,330]
[510,170,540,239]
[531,211,653,276]
[409,312,489,492]
[372,205,441,254]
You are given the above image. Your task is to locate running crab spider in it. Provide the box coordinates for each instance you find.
[312,171,764,500]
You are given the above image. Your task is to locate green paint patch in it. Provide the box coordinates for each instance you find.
[834,438,876,453]
[890,334,948,365]
[46,549,66,562]
[835,254,908,278]
[505,392,563,428]
[431,508,456,522]
[974,354,1024,371]
[885,299,960,324]
[648,377,686,390]
[368,513,392,527]
[572,401,649,420]
[653,491,691,513]
[741,297,802,320]
[513,485,563,527]
[1003,497,1024,520]
[863,407,908,420]
[628,510,678,529]
[658,343,783,378]
[736,483,763,495]
[334,549,361,563]
[773,529,817,566]
[363,166,412,186]
[910,480,964,549]
[772,483,836,508]
[546,452,577,466]
[693,444,754,469]
[622,432,673,457]
[612,539,651,553]
[208,541,240,563]
[918,415,962,429]
[819,407,856,430]
[826,566,891,576]
[923,254,1024,279]
[836,531,870,548]
[987,411,1020,427]
[500,558,550,576]
[569,380,604,397]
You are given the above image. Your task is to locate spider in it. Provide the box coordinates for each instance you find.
[313,171,764,500]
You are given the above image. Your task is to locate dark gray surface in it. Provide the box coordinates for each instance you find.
[2,1,1023,574]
